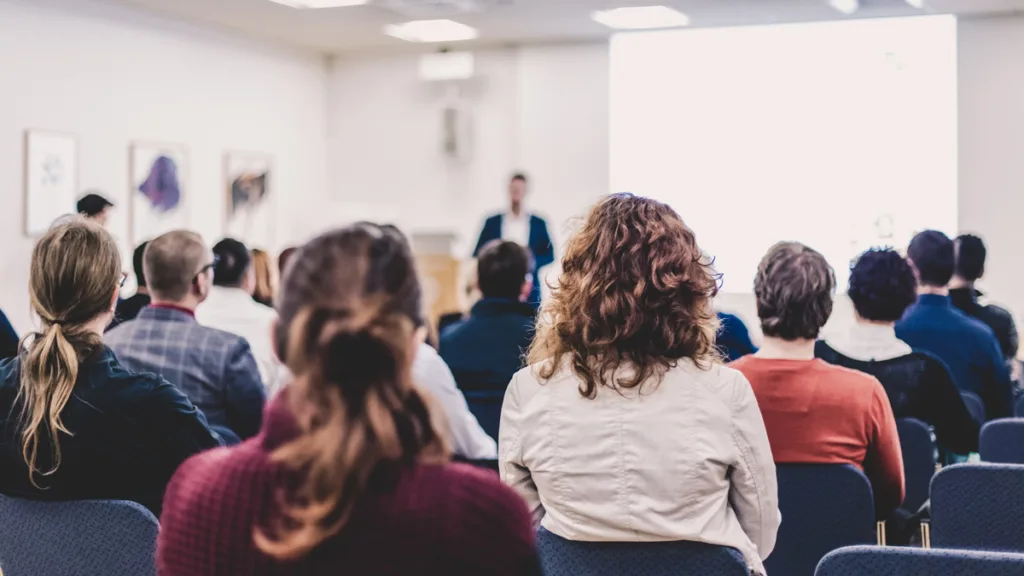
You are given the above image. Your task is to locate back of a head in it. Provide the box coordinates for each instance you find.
[132,241,149,289]
[212,238,251,288]
[76,192,113,218]
[955,234,986,282]
[144,231,207,302]
[20,217,121,487]
[250,248,274,303]
[477,240,531,300]
[259,223,446,560]
[755,242,836,341]
[907,230,955,288]
[529,192,720,398]
[848,248,917,323]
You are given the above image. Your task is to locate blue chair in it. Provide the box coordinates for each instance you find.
[979,418,1024,464]
[536,527,748,576]
[0,494,158,575]
[930,463,1024,553]
[766,464,877,576]
[816,545,1024,575]
[897,418,937,513]
[962,391,986,424]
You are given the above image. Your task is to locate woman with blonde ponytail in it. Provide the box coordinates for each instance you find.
[0,218,220,516]
[158,223,539,576]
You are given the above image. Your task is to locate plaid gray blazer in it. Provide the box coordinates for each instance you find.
[105,305,266,440]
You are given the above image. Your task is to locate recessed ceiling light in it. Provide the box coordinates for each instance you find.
[591,6,691,30]
[384,19,479,43]
[905,0,926,7]
[829,0,860,14]
[267,0,368,8]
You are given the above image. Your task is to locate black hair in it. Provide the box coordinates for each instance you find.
[848,248,918,322]
[907,230,955,288]
[212,238,252,288]
[477,240,531,300]
[133,241,149,288]
[76,193,113,217]
[955,234,986,282]
[510,172,528,184]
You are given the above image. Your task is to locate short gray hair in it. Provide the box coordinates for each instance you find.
[144,230,207,302]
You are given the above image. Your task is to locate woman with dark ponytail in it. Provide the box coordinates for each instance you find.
[0,218,220,516]
[158,223,539,575]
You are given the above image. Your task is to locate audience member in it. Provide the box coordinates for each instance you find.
[817,248,979,454]
[76,192,113,226]
[277,246,297,280]
[440,240,535,397]
[717,311,758,362]
[196,238,281,393]
[0,218,219,516]
[158,223,539,576]
[896,230,1013,419]
[106,231,266,440]
[0,309,18,359]
[250,248,275,307]
[109,241,151,330]
[500,194,779,575]
[474,173,554,305]
[731,241,904,519]
[950,234,1019,363]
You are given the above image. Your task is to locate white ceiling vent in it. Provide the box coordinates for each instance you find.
[376,0,504,18]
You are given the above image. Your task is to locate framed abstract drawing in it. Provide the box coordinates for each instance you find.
[130,142,188,246]
[24,129,78,237]
[224,151,274,248]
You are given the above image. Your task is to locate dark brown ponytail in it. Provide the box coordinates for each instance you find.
[255,224,448,560]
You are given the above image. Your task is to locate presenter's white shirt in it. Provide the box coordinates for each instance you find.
[196,286,285,394]
[501,212,531,247]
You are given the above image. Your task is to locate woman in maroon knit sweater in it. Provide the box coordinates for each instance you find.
[158,224,539,576]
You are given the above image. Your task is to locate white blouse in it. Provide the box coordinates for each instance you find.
[499,359,780,574]
[824,322,912,362]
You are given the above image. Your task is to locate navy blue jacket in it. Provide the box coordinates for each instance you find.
[439,298,536,395]
[0,348,220,516]
[717,312,758,362]
[474,214,554,305]
[0,310,17,360]
[896,294,1013,420]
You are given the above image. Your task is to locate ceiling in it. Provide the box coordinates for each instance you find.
[92,0,1024,53]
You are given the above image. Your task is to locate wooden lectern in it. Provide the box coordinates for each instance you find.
[410,231,462,334]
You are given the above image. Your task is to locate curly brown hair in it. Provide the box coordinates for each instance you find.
[528,193,721,398]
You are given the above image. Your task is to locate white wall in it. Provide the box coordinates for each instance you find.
[0,0,329,332]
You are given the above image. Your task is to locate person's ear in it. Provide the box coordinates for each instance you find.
[108,288,119,313]
[520,280,532,303]
[270,318,283,363]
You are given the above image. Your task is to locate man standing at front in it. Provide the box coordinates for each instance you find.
[474,173,554,306]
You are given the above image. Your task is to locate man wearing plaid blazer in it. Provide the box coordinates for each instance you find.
[106,230,266,441]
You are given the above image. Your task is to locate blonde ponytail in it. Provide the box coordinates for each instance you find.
[18,218,121,487]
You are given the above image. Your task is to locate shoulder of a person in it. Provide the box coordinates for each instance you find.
[100,357,178,406]
[815,360,887,398]
[0,356,19,389]
[431,462,531,521]
[981,303,1015,323]
[671,360,744,398]
[163,444,257,518]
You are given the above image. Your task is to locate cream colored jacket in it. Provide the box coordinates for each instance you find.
[499,360,780,574]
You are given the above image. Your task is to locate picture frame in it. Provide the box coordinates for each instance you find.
[24,129,78,237]
[129,141,189,247]
[223,151,274,248]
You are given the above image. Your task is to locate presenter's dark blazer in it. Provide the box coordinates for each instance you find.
[474,214,554,305]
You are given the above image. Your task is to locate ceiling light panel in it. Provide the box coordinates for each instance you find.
[267,0,368,8]
[384,19,479,43]
[591,6,691,30]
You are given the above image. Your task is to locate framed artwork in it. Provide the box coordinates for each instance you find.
[130,142,188,246]
[24,130,78,237]
[224,151,274,248]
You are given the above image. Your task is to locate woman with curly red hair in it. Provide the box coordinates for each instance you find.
[499,193,779,574]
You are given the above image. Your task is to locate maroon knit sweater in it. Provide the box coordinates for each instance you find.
[157,396,539,576]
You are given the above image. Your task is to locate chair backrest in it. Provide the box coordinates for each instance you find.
[0,494,158,576]
[535,527,748,576]
[816,545,1024,575]
[962,391,986,424]
[896,418,937,513]
[930,463,1024,553]
[765,464,876,576]
[980,418,1024,464]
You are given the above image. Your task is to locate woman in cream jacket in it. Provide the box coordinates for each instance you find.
[499,193,780,574]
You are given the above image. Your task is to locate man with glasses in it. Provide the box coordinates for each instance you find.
[439,240,538,441]
[106,230,265,442]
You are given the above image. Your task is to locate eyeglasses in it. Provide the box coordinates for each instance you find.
[118,272,128,288]
[192,255,220,285]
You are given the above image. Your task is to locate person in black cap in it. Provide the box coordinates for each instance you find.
[77,192,114,226]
